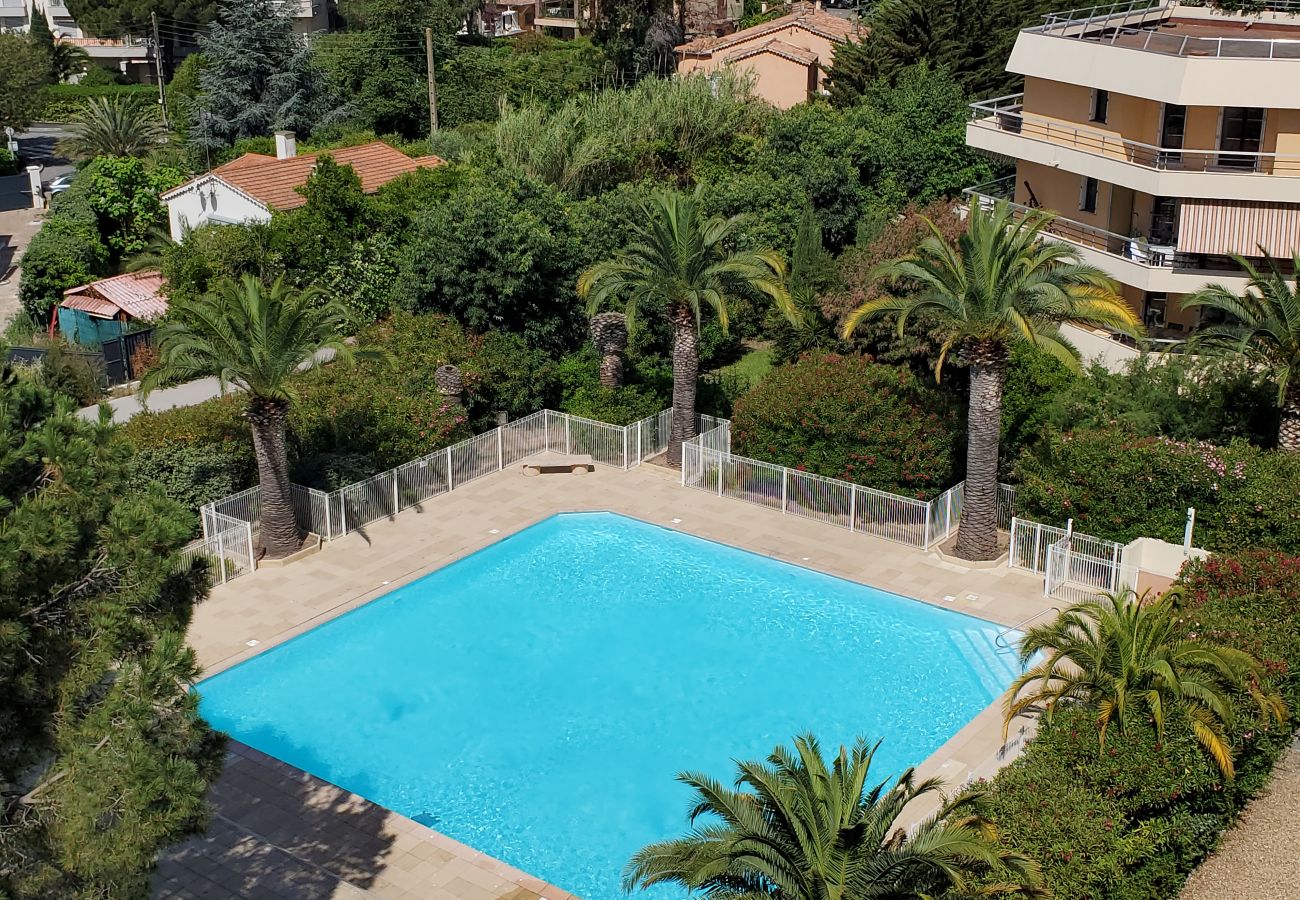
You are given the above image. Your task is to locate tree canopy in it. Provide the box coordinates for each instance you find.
[0,371,224,896]
[66,0,219,37]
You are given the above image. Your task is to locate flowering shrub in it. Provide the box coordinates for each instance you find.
[979,550,1300,897]
[1012,427,1300,552]
[730,354,961,498]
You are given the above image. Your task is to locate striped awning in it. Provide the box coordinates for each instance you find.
[1178,200,1300,258]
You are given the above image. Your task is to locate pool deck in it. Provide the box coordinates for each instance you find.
[157,458,1053,899]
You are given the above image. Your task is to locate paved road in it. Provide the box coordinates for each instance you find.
[0,126,76,325]
[78,349,338,423]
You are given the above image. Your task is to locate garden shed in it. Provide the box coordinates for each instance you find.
[55,270,167,348]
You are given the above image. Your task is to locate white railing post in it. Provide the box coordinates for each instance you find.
[216,530,227,585]
[1033,523,1043,572]
[623,425,629,470]
[781,468,788,513]
[324,493,332,541]
[244,521,255,572]
[924,504,932,549]
[636,419,642,465]
[849,485,856,532]
[945,489,954,538]
[717,450,724,496]
[340,492,347,536]
[446,446,453,492]
[497,427,504,471]
[392,471,400,516]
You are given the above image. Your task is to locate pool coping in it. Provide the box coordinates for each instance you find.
[170,460,1052,899]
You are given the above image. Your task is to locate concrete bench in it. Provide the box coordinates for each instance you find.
[522,454,594,476]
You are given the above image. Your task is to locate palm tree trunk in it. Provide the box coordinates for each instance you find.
[246,397,301,560]
[666,302,699,468]
[954,354,1006,561]
[599,353,624,388]
[1281,383,1300,451]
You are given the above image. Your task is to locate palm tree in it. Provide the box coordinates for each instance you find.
[1004,589,1286,779]
[144,275,378,559]
[578,188,793,467]
[842,201,1140,560]
[50,41,90,82]
[626,734,1044,899]
[589,311,627,388]
[61,95,167,159]
[1183,253,1300,450]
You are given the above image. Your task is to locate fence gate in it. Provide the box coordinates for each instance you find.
[100,329,153,386]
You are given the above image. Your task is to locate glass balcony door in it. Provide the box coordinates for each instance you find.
[1217,107,1264,171]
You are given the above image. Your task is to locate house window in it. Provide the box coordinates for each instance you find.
[1079,176,1099,214]
[1150,196,1179,245]
[1090,88,1109,124]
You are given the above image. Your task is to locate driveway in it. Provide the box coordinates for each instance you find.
[0,126,76,327]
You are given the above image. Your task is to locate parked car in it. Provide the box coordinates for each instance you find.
[45,172,75,195]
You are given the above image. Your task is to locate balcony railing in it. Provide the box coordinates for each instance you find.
[1032,1,1300,59]
[963,178,1182,269]
[969,93,1300,175]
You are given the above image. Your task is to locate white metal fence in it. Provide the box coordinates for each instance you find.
[178,511,255,586]
[1009,517,1134,601]
[199,408,679,550]
[681,424,1016,551]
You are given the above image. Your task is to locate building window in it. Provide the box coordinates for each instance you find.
[1090,88,1109,124]
[1218,107,1264,170]
[1150,196,1179,246]
[1143,293,1167,329]
[1079,176,1099,213]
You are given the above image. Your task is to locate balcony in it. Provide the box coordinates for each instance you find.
[961,178,1252,296]
[1007,2,1300,108]
[967,93,1300,202]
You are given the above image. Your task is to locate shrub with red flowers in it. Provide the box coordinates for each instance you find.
[1012,426,1300,552]
[975,550,1300,898]
[730,353,961,499]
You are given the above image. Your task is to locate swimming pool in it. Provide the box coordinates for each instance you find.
[198,512,1022,899]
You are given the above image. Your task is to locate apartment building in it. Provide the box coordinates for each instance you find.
[966,1,1300,346]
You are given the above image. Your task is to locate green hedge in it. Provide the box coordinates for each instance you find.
[730,353,962,499]
[1012,427,1300,552]
[979,551,1300,898]
[37,83,156,123]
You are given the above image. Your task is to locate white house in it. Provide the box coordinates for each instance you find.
[162,133,444,240]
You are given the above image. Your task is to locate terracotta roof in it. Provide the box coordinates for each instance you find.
[164,142,446,212]
[676,2,859,55]
[725,37,819,66]
[61,270,168,320]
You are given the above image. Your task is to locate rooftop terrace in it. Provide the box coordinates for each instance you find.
[1033,1,1300,59]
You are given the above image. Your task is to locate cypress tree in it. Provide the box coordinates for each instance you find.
[28,2,57,82]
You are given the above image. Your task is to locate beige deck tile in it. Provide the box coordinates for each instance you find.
[158,461,1056,898]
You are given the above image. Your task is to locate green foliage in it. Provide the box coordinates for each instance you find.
[27,4,56,78]
[160,222,281,306]
[0,33,52,130]
[36,340,106,405]
[856,0,1059,98]
[189,0,339,152]
[1006,590,1283,778]
[80,155,185,256]
[0,371,223,896]
[62,93,168,159]
[127,443,247,514]
[272,156,376,287]
[731,353,961,498]
[34,82,154,123]
[65,0,219,37]
[628,734,1044,900]
[1013,428,1300,552]
[0,148,19,177]
[17,185,111,323]
[494,70,768,196]
[982,550,1300,899]
[552,347,667,425]
[165,52,207,140]
[394,176,585,354]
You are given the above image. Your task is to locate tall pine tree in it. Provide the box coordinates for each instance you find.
[27,3,56,82]
[0,369,225,896]
[188,0,339,153]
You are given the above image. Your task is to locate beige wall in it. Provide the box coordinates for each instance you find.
[1015,160,1119,234]
[677,25,837,108]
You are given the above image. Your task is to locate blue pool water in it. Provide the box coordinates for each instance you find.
[198,512,1022,899]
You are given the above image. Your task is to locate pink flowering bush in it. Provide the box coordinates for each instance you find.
[730,353,961,499]
[1012,427,1300,552]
